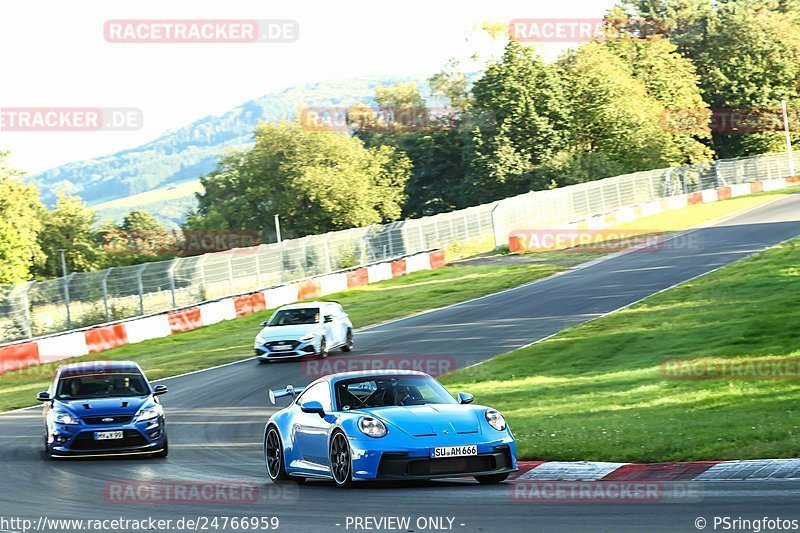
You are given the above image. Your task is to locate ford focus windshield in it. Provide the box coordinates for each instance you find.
[55,373,149,400]
[268,309,319,326]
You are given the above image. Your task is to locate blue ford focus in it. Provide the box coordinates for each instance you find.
[264,370,517,487]
[37,361,168,459]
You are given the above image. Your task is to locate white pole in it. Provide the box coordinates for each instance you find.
[274,214,282,243]
[781,100,795,176]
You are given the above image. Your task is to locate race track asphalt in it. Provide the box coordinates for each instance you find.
[1,194,800,533]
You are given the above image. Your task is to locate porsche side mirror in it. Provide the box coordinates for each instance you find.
[300,400,325,417]
[153,385,168,396]
[323,315,333,323]
[36,391,51,402]
[457,392,474,404]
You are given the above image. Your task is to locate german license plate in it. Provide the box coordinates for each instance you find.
[95,431,124,440]
[432,445,477,458]
[272,345,292,351]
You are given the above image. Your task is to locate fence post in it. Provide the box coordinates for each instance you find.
[615,179,623,207]
[136,265,146,315]
[226,254,235,294]
[387,223,395,258]
[167,260,177,308]
[101,268,113,322]
[323,239,332,273]
[63,272,75,330]
[22,282,33,339]
[254,245,263,287]
[490,202,502,249]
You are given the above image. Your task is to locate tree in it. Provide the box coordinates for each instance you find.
[466,41,570,203]
[98,210,174,267]
[34,193,101,278]
[0,152,44,284]
[553,43,688,184]
[189,122,411,238]
[620,0,800,157]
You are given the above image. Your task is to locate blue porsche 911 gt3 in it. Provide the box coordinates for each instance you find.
[264,370,517,487]
[36,361,168,459]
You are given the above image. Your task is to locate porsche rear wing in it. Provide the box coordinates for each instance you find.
[269,385,305,405]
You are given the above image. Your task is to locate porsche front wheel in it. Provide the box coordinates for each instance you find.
[329,431,353,487]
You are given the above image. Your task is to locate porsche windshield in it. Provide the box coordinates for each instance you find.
[335,375,458,410]
[268,308,320,326]
[55,373,149,400]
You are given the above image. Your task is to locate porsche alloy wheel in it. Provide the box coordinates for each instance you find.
[265,427,288,481]
[329,431,353,487]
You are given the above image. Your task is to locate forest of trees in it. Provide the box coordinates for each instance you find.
[2,0,800,284]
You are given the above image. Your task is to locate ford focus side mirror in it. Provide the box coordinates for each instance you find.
[300,400,325,417]
[457,392,474,404]
[153,385,168,396]
[36,392,51,402]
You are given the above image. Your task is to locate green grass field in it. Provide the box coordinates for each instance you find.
[0,262,560,413]
[442,237,800,462]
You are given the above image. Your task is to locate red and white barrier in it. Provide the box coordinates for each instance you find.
[124,315,172,344]
[0,249,448,374]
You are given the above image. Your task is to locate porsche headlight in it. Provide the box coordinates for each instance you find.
[299,332,317,342]
[135,405,163,423]
[358,416,387,438]
[485,409,507,431]
[51,411,78,425]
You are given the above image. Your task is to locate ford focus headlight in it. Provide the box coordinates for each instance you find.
[51,411,78,425]
[299,332,317,342]
[358,416,387,438]
[135,405,163,423]
[485,409,507,431]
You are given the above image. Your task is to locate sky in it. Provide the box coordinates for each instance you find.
[0,0,614,174]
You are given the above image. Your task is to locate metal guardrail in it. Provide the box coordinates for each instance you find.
[0,152,793,343]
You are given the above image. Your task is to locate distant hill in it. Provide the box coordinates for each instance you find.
[29,74,442,226]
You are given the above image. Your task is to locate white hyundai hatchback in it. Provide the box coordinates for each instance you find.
[254,301,354,362]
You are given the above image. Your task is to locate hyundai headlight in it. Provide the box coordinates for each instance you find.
[485,409,507,431]
[358,416,387,438]
[135,405,163,423]
[51,411,78,425]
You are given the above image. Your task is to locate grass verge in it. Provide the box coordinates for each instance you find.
[442,237,800,462]
[0,262,560,413]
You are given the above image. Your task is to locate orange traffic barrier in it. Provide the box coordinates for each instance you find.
[297,279,321,300]
[391,258,406,278]
[168,307,203,333]
[717,186,732,200]
[85,324,129,353]
[688,192,703,205]
[0,342,40,374]
[750,181,764,194]
[429,250,446,269]
[346,268,369,288]
[234,292,267,317]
